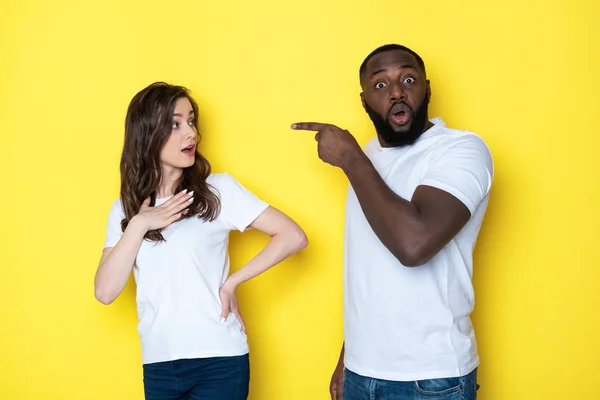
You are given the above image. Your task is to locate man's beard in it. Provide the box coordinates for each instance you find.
[365,95,430,147]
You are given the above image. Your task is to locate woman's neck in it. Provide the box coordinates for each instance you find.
[156,166,183,198]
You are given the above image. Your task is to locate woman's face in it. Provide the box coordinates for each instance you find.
[159,97,198,172]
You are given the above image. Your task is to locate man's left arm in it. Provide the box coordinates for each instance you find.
[343,153,471,266]
[292,122,493,267]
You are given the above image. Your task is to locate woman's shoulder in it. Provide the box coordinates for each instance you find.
[107,198,125,214]
[207,172,237,188]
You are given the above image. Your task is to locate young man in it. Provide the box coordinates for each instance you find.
[293,44,493,399]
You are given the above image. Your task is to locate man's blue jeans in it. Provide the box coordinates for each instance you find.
[343,367,479,400]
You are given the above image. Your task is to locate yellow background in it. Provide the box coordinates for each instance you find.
[1,0,599,399]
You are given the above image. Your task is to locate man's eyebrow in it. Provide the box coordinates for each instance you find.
[370,64,417,78]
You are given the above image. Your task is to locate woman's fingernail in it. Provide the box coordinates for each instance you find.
[220,317,226,323]
[188,197,194,202]
[183,189,188,194]
[188,191,194,197]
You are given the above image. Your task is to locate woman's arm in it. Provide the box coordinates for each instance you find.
[94,219,147,305]
[227,206,308,287]
[219,206,308,328]
[94,191,193,305]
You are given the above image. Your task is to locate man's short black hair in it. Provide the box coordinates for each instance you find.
[359,44,426,82]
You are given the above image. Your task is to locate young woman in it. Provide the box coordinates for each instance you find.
[94,82,308,400]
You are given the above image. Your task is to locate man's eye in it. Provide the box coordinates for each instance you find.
[404,77,415,84]
[375,82,387,89]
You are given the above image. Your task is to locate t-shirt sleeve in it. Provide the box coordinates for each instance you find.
[419,134,494,215]
[215,173,270,232]
[103,199,125,249]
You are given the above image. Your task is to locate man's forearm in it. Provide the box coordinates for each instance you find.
[342,153,427,266]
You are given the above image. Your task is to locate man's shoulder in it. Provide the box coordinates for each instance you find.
[428,122,487,145]
[426,125,492,159]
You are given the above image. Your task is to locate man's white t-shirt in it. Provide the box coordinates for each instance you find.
[344,118,494,381]
[103,173,269,365]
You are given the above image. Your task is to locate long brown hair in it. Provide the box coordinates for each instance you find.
[119,82,220,241]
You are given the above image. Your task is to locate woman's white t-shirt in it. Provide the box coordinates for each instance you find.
[103,173,269,365]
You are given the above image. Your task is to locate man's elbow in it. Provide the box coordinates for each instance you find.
[396,253,432,267]
[392,241,436,267]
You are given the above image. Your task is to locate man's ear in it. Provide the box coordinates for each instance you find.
[360,92,366,111]
[426,79,431,101]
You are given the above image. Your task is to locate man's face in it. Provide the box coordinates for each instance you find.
[361,50,431,147]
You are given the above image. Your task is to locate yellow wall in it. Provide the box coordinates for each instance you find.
[1,0,598,398]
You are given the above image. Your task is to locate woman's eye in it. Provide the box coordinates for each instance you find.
[172,122,179,129]
[188,119,194,126]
